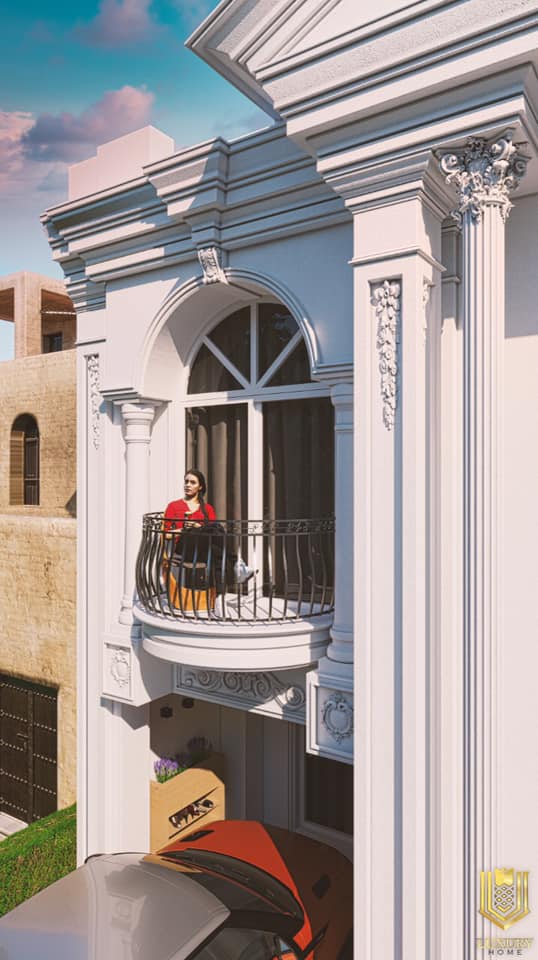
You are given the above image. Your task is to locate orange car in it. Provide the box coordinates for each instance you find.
[152,819,353,959]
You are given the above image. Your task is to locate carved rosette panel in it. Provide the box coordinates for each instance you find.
[372,280,401,430]
[106,645,132,698]
[87,354,100,449]
[177,668,305,717]
[197,246,227,284]
[438,131,528,224]
[321,691,354,744]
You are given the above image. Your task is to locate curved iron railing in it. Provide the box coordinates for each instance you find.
[135,513,335,623]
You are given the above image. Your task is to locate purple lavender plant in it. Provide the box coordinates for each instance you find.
[154,737,212,783]
[154,757,180,783]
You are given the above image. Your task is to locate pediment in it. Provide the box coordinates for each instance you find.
[188,0,455,112]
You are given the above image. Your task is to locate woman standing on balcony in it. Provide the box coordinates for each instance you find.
[164,469,216,531]
[162,469,219,612]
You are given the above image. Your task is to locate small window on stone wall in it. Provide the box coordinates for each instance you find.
[43,331,63,353]
[10,414,40,505]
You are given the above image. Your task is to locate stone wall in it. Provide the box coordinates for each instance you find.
[0,349,76,515]
[0,515,76,808]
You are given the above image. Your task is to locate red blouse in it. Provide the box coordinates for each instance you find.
[164,498,216,531]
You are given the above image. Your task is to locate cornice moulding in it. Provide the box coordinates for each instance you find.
[350,247,445,273]
[143,136,230,175]
[315,106,529,179]
[84,214,351,286]
[312,65,536,159]
[257,6,538,90]
[262,9,538,114]
[42,176,151,221]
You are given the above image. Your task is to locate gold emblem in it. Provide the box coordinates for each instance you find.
[480,868,530,930]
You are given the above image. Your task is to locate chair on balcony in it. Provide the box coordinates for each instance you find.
[166,559,217,613]
[162,525,228,613]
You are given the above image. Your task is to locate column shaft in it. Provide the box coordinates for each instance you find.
[328,382,353,665]
[119,402,157,625]
[462,202,505,948]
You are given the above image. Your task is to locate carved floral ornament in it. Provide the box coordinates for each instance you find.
[437,131,529,224]
[87,354,100,449]
[372,280,401,431]
[197,246,227,284]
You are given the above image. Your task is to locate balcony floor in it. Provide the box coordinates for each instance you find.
[150,588,329,624]
[135,590,333,672]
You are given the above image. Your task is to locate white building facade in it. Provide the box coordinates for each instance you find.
[43,2,538,958]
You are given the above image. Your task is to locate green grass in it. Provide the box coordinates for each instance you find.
[0,805,76,917]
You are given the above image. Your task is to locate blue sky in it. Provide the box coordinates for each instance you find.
[0,0,270,359]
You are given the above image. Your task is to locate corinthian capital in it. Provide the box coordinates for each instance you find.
[437,131,528,224]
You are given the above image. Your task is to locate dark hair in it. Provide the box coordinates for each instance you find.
[185,468,209,521]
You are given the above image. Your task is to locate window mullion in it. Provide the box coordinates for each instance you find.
[202,336,250,391]
[248,399,264,523]
[257,329,302,389]
[250,304,257,386]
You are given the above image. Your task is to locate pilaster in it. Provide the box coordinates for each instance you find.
[322,151,448,960]
[306,380,354,764]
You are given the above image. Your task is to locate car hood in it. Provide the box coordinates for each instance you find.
[0,853,229,960]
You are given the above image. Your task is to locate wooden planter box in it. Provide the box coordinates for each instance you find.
[150,752,225,854]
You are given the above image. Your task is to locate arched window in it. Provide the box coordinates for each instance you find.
[186,302,333,523]
[10,414,40,506]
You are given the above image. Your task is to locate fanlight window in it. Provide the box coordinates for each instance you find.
[10,414,40,506]
[188,304,312,395]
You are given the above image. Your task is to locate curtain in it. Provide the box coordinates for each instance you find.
[263,397,334,521]
[186,404,247,522]
[263,398,334,602]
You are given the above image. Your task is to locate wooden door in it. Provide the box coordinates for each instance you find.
[0,675,57,823]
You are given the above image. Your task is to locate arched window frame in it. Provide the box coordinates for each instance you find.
[10,414,40,506]
[183,299,331,523]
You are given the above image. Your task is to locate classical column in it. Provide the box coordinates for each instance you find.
[119,401,158,626]
[327,381,354,665]
[306,380,354,764]
[437,130,528,957]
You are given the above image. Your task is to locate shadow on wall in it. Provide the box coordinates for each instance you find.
[506,198,538,338]
[65,492,76,517]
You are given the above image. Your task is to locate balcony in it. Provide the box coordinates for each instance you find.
[134,514,334,672]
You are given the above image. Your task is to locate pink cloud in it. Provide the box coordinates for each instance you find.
[75,0,160,48]
[22,85,155,163]
[0,111,34,189]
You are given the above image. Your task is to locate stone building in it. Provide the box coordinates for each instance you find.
[0,271,77,827]
[42,2,538,957]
